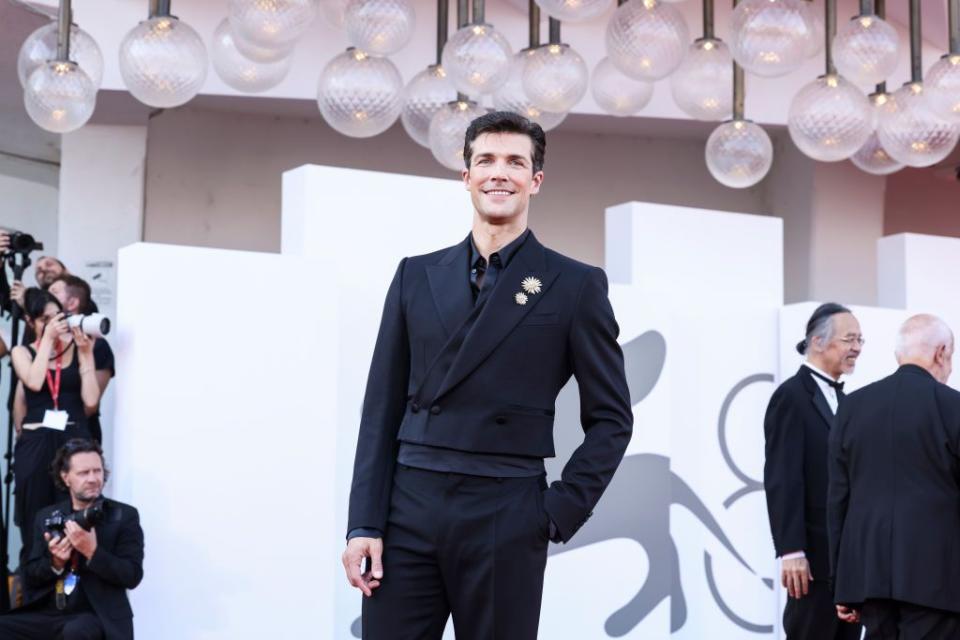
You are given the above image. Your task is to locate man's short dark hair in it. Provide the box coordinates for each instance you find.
[51,438,109,491]
[53,274,93,314]
[463,111,547,174]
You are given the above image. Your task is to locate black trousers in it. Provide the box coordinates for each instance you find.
[0,609,104,639]
[361,465,550,640]
[861,599,960,639]
[784,581,863,640]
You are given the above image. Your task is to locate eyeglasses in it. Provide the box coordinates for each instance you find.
[837,336,866,347]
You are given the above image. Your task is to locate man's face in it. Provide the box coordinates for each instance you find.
[821,313,863,376]
[60,452,105,504]
[35,257,65,288]
[462,132,543,223]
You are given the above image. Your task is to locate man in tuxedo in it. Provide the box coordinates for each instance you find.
[341,111,633,639]
[0,439,144,640]
[764,302,864,639]
[829,314,960,638]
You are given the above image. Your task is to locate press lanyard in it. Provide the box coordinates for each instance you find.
[35,341,63,411]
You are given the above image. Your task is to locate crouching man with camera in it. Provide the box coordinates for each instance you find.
[0,439,144,640]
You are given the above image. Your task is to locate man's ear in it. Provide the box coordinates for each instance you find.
[462,168,470,190]
[530,170,544,195]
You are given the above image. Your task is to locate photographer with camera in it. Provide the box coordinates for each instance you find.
[10,289,105,565]
[0,439,143,640]
[48,275,114,444]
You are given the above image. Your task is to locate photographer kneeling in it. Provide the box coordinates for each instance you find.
[0,439,144,640]
[11,289,105,563]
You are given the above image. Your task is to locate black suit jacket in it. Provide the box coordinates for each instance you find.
[764,366,836,580]
[22,498,144,640]
[828,365,960,612]
[347,232,633,542]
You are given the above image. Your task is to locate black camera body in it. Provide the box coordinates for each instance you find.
[6,231,43,256]
[43,500,105,539]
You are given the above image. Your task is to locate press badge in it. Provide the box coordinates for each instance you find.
[42,410,68,431]
[64,572,78,596]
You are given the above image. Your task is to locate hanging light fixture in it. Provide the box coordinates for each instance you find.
[787,0,872,162]
[801,0,824,60]
[18,20,103,90]
[877,0,960,167]
[832,0,899,87]
[320,0,352,27]
[730,0,816,78]
[850,0,903,175]
[493,1,567,130]
[671,0,732,121]
[228,0,318,49]
[534,0,613,24]
[211,18,293,92]
[441,0,512,95]
[344,0,416,57]
[119,0,208,108]
[432,0,487,169]
[523,18,589,113]
[605,0,688,81]
[925,0,960,123]
[317,48,403,137]
[402,0,457,147]
[23,0,96,133]
[706,0,773,189]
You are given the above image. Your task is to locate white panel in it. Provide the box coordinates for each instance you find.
[113,243,336,640]
[281,164,471,638]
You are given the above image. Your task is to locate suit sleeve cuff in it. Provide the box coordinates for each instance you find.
[780,550,806,560]
[347,527,383,540]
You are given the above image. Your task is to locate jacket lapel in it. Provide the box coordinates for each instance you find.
[425,237,474,337]
[798,366,835,429]
[433,232,560,399]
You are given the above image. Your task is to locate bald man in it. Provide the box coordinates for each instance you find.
[828,314,960,639]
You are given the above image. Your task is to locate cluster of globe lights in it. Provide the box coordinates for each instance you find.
[17,0,960,186]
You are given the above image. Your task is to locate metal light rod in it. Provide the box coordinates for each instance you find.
[733,0,744,119]
[875,0,885,94]
[703,0,715,40]
[529,0,540,49]
[56,0,72,61]
[458,0,469,27]
[548,17,560,44]
[437,0,449,65]
[859,0,872,15]
[472,0,484,24]
[150,0,172,18]
[950,0,959,54]
[825,0,837,75]
[909,0,922,83]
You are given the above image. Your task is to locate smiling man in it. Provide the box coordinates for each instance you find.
[342,111,633,639]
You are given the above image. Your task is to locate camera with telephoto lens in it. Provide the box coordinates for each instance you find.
[43,500,105,539]
[5,231,43,256]
[65,312,111,338]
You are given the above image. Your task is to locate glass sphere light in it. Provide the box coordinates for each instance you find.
[705,119,774,189]
[344,0,415,57]
[317,48,402,137]
[228,0,318,48]
[18,22,104,89]
[671,38,733,121]
[522,44,588,113]
[211,19,292,93]
[850,92,904,175]
[429,99,487,171]
[605,0,689,81]
[832,14,900,87]
[802,4,824,60]
[119,16,208,109]
[442,23,513,96]
[402,65,457,147]
[493,51,567,131]
[232,26,296,63]
[877,82,960,168]
[534,0,614,24]
[926,54,960,124]
[24,61,97,133]
[320,0,352,27]
[591,56,653,116]
[730,0,815,78]
[787,74,873,162]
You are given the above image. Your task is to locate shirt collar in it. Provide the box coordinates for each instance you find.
[470,228,530,269]
[804,360,841,384]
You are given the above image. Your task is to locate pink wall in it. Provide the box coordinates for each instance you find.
[884,162,960,238]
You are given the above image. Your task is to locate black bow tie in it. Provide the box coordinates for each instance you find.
[807,367,844,392]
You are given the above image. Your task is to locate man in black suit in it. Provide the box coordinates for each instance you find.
[341,111,633,639]
[0,439,144,640]
[764,303,864,640]
[829,314,960,638]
